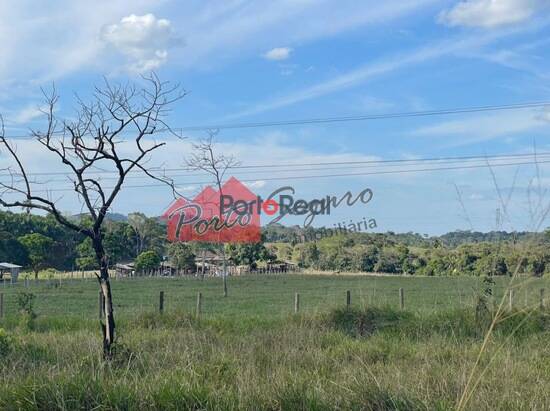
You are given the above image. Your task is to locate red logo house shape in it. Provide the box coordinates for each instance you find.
[162,177,261,243]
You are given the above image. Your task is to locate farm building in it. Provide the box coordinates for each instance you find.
[0,262,22,283]
[195,250,226,275]
[114,262,135,277]
[266,260,298,273]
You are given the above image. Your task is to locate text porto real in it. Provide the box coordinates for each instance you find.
[220,186,374,227]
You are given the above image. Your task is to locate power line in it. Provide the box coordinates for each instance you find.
[22,157,550,193]
[1,151,548,178]
[174,101,550,131]
[2,101,549,138]
[4,154,550,185]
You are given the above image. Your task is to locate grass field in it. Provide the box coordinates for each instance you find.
[0,274,549,410]
[2,273,549,319]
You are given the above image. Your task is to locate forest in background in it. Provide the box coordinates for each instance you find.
[1,210,549,277]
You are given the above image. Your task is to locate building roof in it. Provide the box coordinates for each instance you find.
[195,250,224,261]
[115,263,134,270]
[0,262,22,269]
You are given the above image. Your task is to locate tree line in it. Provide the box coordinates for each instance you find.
[1,210,549,277]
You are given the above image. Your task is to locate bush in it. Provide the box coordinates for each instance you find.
[135,250,161,272]
[324,307,407,338]
[16,292,37,331]
[0,328,13,356]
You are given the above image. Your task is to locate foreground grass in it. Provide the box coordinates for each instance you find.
[1,305,549,410]
[1,275,549,410]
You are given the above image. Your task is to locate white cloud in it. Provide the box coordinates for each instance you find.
[101,14,182,73]
[469,193,485,200]
[537,107,550,123]
[0,0,161,88]
[13,105,43,124]
[263,47,292,61]
[244,180,267,189]
[224,28,519,120]
[438,0,543,28]
[175,0,439,68]
[176,185,198,192]
[411,110,550,146]
[0,0,437,90]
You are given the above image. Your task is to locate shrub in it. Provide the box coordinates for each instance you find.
[0,328,13,356]
[324,307,407,338]
[135,250,161,272]
[16,292,37,330]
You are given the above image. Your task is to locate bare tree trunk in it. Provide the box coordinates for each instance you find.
[99,270,115,358]
[201,250,206,280]
[221,244,228,297]
[94,238,115,359]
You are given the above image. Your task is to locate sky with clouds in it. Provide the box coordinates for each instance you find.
[1,0,550,235]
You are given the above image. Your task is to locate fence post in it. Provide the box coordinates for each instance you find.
[196,292,202,317]
[541,289,545,309]
[159,291,164,313]
[346,290,351,307]
[294,292,300,313]
[98,290,104,319]
[509,289,513,311]
[0,293,3,319]
[399,288,404,310]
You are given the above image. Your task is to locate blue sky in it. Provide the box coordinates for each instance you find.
[1,0,550,234]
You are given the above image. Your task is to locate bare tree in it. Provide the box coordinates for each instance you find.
[185,131,240,296]
[128,211,163,256]
[0,74,184,357]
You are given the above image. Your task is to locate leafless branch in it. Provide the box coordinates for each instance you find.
[0,74,185,239]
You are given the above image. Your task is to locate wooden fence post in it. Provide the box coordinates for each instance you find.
[159,291,164,313]
[509,289,513,311]
[541,289,545,309]
[294,292,300,313]
[98,290,104,319]
[196,292,202,317]
[0,293,3,319]
[399,288,404,310]
[346,290,351,307]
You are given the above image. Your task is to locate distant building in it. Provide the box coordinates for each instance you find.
[114,262,135,277]
[266,260,298,273]
[0,262,22,283]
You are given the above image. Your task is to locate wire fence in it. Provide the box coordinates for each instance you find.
[0,274,547,321]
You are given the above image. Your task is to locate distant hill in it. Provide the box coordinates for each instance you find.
[262,223,544,246]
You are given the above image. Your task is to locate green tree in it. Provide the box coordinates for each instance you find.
[128,213,165,257]
[0,231,28,266]
[75,238,96,270]
[301,242,320,268]
[135,250,161,272]
[270,243,293,261]
[494,256,508,276]
[226,242,274,268]
[18,233,54,279]
[374,248,401,274]
[528,254,545,277]
[167,242,196,271]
